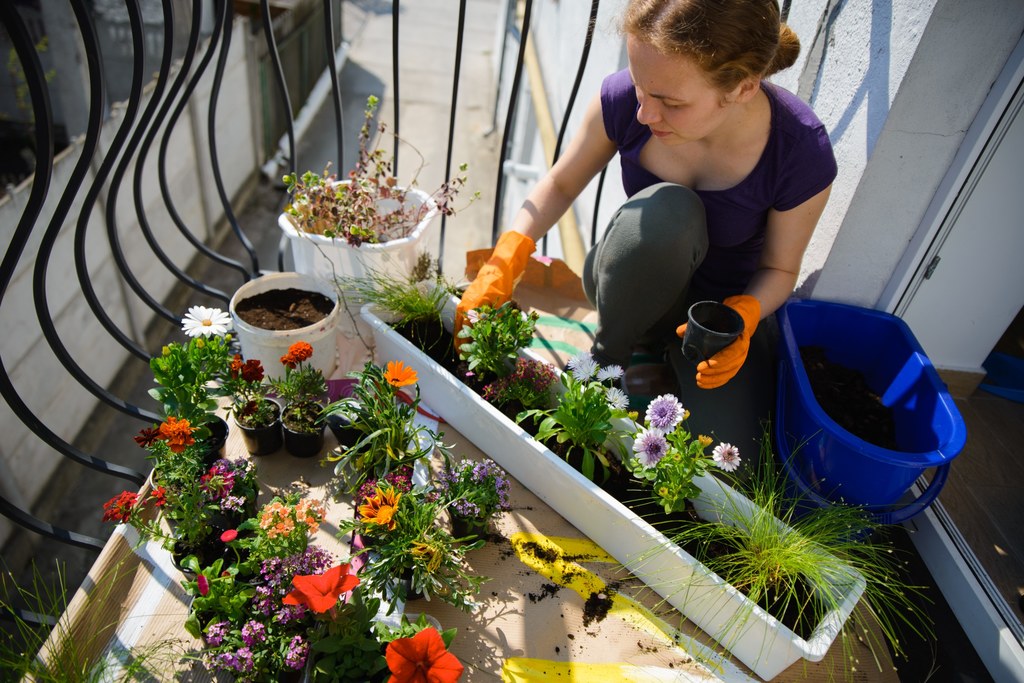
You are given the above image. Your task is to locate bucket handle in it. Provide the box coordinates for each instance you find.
[775,360,951,525]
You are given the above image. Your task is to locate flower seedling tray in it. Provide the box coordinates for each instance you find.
[360,303,866,680]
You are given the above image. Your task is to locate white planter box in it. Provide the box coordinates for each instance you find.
[360,303,866,681]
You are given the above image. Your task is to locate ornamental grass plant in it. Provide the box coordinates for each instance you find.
[659,433,933,673]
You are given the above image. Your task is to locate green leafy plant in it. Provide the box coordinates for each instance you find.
[338,484,486,612]
[625,393,741,514]
[149,306,235,429]
[221,353,279,429]
[283,95,472,246]
[457,301,539,380]
[182,557,255,639]
[517,351,632,482]
[270,340,328,434]
[305,586,388,682]
[325,360,449,494]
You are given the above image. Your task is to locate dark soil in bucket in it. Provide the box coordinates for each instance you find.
[234,288,334,330]
[800,345,898,450]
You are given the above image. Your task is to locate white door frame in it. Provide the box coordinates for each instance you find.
[878,35,1024,321]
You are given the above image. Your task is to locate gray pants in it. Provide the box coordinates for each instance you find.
[582,182,777,456]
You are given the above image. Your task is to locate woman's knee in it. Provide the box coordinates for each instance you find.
[602,183,708,265]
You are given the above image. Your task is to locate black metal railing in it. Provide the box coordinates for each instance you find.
[0,0,602,592]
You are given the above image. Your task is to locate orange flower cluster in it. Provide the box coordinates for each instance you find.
[259,498,325,539]
[280,341,314,369]
[358,486,402,531]
[384,360,418,388]
[158,416,196,453]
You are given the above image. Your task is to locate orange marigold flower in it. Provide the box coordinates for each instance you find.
[385,627,463,683]
[384,360,418,388]
[133,426,161,448]
[158,416,195,453]
[281,341,314,369]
[358,487,402,531]
[282,563,360,613]
[229,354,244,377]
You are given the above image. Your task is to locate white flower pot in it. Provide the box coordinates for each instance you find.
[229,272,341,379]
[359,302,866,681]
[278,183,440,339]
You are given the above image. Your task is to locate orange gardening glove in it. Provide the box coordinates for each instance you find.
[675,294,761,390]
[455,231,536,345]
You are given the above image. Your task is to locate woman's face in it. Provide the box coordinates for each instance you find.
[626,35,742,145]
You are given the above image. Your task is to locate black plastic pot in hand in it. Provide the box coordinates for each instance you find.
[681,300,743,365]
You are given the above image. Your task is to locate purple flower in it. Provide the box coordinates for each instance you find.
[645,394,684,432]
[633,428,668,468]
[285,634,309,670]
[712,442,741,472]
[204,621,229,646]
[241,620,267,647]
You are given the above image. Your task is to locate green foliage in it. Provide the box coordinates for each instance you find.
[325,361,449,494]
[338,487,486,613]
[336,259,455,326]
[308,589,388,683]
[457,302,538,380]
[148,335,232,430]
[518,354,631,482]
[182,558,255,639]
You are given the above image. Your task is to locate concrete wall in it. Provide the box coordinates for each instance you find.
[0,17,259,549]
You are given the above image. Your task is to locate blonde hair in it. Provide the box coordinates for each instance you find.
[622,0,800,91]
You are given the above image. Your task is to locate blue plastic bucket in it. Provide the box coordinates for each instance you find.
[774,299,967,522]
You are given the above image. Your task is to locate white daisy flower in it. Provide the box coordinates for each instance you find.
[712,442,742,473]
[605,386,629,411]
[181,306,231,338]
[566,352,598,382]
[596,364,625,382]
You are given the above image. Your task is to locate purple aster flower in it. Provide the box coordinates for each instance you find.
[633,428,668,468]
[645,394,684,432]
[712,442,741,472]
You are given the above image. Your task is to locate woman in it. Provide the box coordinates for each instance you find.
[457,0,836,451]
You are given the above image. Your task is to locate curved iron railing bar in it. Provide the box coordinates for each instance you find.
[0,5,147,497]
[208,0,260,275]
[102,0,183,329]
[0,498,105,552]
[540,0,600,258]
[72,0,151,363]
[391,0,400,171]
[261,0,296,178]
[132,1,233,306]
[591,166,608,246]
[157,0,252,284]
[323,0,344,168]
[30,0,159,424]
[491,0,534,244]
[436,0,469,275]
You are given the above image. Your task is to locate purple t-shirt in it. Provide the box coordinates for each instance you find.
[600,68,837,297]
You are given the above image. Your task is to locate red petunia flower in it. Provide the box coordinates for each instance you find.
[220,529,238,543]
[385,626,464,683]
[101,491,138,523]
[281,564,359,613]
[133,426,161,448]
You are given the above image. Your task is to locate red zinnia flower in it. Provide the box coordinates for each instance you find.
[133,426,161,448]
[101,491,138,523]
[281,564,359,613]
[385,626,464,683]
[220,529,238,543]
